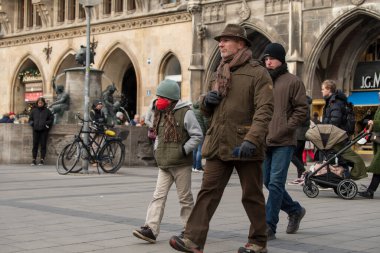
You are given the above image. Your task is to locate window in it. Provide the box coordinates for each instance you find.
[161,54,182,96]
[115,0,123,13]
[103,0,111,15]
[127,0,136,12]
[58,0,65,22]
[359,38,380,62]
[68,0,76,21]
[26,0,33,28]
[17,0,25,29]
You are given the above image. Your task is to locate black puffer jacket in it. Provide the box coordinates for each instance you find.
[322,90,347,129]
[29,106,54,131]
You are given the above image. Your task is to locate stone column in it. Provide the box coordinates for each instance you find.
[188,1,205,101]
[63,67,103,124]
[287,0,304,79]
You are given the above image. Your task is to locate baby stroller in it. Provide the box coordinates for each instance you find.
[303,123,370,200]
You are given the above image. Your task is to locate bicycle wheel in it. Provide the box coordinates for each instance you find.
[98,140,125,173]
[61,142,82,174]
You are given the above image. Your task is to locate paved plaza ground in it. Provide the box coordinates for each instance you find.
[1,163,379,253]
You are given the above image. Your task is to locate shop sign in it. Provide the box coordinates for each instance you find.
[25,92,43,102]
[25,82,43,92]
[354,61,380,90]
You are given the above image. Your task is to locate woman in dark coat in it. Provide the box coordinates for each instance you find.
[359,93,380,199]
[29,97,54,166]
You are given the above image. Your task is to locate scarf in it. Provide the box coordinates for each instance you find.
[152,101,181,143]
[267,63,288,82]
[213,47,253,97]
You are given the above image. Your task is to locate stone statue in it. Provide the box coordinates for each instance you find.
[49,84,70,124]
[101,84,120,126]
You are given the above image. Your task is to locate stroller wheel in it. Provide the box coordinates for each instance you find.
[337,179,357,200]
[303,183,319,198]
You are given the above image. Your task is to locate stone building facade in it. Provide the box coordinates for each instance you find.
[0,0,380,119]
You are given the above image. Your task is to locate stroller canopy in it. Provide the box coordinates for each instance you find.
[306,123,348,150]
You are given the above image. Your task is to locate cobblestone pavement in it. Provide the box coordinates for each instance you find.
[0,163,379,253]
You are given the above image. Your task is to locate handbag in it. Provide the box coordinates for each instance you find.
[370,132,380,144]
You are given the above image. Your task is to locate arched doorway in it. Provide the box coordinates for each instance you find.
[304,11,380,127]
[14,59,43,115]
[101,47,138,119]
[121,66,137,117]
[204,26,271,88]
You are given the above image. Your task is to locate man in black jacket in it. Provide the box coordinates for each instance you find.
[29,97,54,166]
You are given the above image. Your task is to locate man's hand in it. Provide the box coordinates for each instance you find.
[204,91,222,107]
[239,141,256,158]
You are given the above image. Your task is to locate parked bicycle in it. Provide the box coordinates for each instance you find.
[56,114,126,175]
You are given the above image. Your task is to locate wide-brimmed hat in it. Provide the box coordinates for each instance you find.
[214,24,251,47]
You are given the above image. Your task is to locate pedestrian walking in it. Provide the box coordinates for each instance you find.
[263,42,308,240]
[191,98,208,173]
[321,79,367,180]
[29,97,54,166]
[169,23,274,253]
[132,79,202,243]
[289,96,312,185]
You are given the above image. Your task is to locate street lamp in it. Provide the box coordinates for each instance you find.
[79,0,100,172]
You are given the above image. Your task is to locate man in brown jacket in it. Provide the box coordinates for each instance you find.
[262,43,308,240]
[169,24,274,253]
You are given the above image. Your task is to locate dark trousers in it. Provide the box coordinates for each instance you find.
[291,140,306,178]
[368,174,380,193]
[32,130,49,160]
[184,159,267,248]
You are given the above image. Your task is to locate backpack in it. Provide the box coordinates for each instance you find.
[343,102,356,135]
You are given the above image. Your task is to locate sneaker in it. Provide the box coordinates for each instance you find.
[238,243,268,253]
[132,226,156,243]
[266,226,276,240]
[169,235,203,253]
[31,160,37,166]
[38,159,44,166]
[286,207,306,234]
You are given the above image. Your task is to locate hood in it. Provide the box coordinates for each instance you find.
[174,100,192,111]
[332,90,348,103]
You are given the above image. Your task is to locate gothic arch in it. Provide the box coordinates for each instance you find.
[11,55,45,113]
[158,51,183,83]
[204,21,277,91]
[303,7,380,98]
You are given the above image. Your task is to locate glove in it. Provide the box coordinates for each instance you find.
[204,91,222,107]
[239,141,256,158]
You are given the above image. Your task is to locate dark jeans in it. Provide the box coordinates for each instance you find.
[32,130,49,160]
[291,140,306,178]
[184,159,267,248]
[264,146,302,233]
[368,174,380,193]
[192,140,203,169]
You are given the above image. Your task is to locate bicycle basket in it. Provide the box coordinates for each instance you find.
[118,130,129,141]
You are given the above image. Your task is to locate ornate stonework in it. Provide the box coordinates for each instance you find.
[351,0,365,6]
[203,3,225,24]
[0,11,191,48]
[238,0,251,21]
[33,2,51,27]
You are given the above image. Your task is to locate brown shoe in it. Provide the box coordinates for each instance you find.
[169,235,203,253]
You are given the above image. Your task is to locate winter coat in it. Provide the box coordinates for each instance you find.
[29,106,54,131]
[266,72,308,147]
[296,96,312,141]
[200,60,274,161]
[322,90,347,130]
[154,100,203,169]
[367,106,380,174]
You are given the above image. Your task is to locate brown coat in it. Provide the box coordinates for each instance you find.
[266,72,308,147]
[201,60,274,161]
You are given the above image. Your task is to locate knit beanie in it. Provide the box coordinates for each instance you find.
[263,43,286,63]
